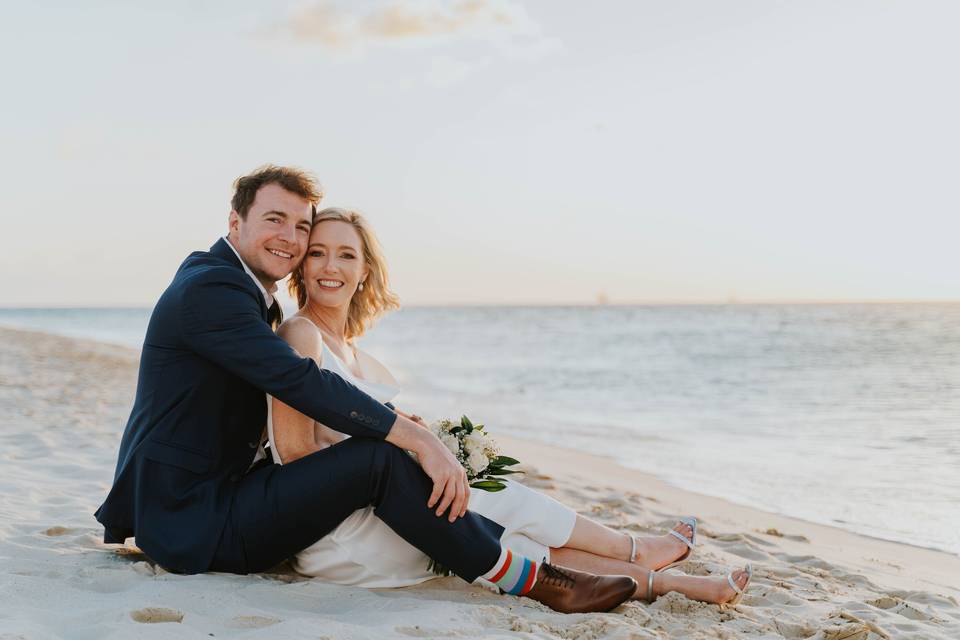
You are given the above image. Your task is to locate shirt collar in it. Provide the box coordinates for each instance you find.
[223,236,276,308]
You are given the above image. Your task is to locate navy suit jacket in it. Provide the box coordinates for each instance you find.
[94,238,397,573]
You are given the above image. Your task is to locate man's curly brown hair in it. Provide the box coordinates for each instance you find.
[231,165,323,219]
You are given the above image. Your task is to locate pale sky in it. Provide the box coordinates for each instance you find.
[1,1,958,306]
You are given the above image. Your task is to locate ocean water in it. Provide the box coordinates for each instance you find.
[2,304,958,555]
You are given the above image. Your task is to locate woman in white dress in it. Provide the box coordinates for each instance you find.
[268,207,752,606]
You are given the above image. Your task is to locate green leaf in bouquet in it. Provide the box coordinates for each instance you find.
[460,415,474,432]
[491,455,520,467]
[486,468,522,476]
[470,480,507,492]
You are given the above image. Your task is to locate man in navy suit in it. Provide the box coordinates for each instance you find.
[94,165,635,613]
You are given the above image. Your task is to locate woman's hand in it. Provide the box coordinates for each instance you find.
[396,409,428,429]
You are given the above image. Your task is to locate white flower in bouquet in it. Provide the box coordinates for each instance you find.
[466,448,489,475]
[439,432,460,456]
[464,430,497,458]
[428,416,521,483]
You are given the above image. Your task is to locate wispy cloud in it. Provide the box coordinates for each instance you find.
[268,0,557,57]
[360,0,511,40]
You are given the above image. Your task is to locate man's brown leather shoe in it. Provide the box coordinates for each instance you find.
[522,563,636,613]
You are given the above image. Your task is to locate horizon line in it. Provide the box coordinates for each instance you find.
[2,298,959,310]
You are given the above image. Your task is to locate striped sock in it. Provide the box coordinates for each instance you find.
[481,548,539,596]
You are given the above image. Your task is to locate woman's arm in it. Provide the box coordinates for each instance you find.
[180,268,395,439]
[272,317,325,463]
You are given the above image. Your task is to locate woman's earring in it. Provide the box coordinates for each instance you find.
[358,280,365,292]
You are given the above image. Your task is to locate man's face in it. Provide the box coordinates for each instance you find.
[228,183,313,288]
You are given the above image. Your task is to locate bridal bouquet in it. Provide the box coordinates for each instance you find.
[430,415,521,491]
[426,415,521,575]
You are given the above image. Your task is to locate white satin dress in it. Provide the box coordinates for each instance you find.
[266,341,577,587]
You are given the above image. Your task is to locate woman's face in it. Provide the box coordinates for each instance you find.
[302,219,369,309]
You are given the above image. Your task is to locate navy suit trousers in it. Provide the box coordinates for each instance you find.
[210,438,504,582]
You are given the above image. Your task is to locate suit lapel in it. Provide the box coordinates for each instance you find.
[209,238,270,322]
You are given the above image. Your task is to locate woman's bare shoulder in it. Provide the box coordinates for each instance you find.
[277,315,323,360]
[355,348,399,387]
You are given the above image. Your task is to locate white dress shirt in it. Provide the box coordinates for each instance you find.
[223,236,276,308]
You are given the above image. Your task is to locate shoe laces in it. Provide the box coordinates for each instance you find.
[538,563,576,589]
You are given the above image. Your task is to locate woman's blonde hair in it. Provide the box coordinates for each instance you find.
[288,207,400,340]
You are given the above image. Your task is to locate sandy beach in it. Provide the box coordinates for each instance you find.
[1,325,958,639]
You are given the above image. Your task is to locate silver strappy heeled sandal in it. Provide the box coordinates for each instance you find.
[719,563,753,610]
[659,516,697,571]
[628,516,698,569]
[643,569,657,603]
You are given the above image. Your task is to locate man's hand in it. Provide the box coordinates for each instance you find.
[385,416,470,522]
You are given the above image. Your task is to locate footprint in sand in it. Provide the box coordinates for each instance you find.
[394,626,458,637]
[758,585,808,607]
[817,621,872,640]
[130,607,184,623]
[742,532,779,548]
[759,527,811,543]
[897,591,959,608]
[648,591,715,616]
[866,596,940,622]
[44,526,71,536]
[781,554,834,571]
[474,605,644,640]
[227,615,281,629]
[770,613,819,639]
[829,611,899,639]
[765,566,802,579]
[719,541,773,562]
